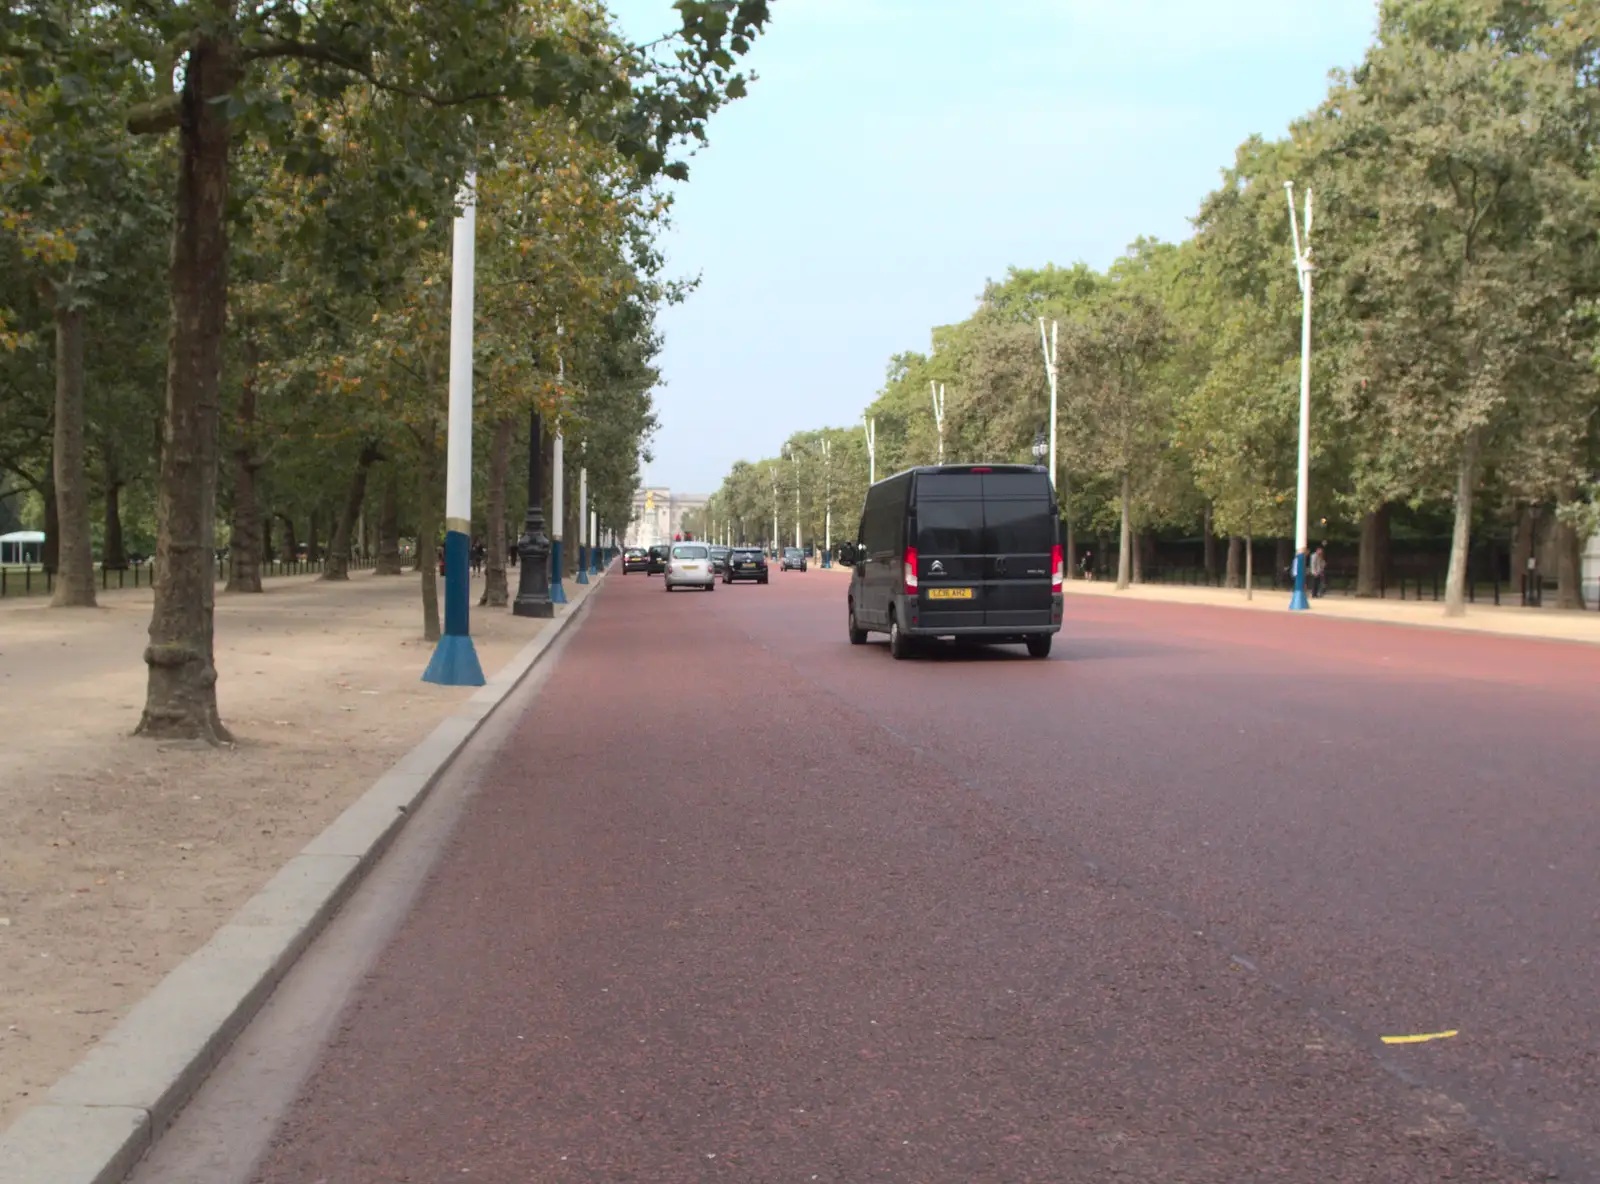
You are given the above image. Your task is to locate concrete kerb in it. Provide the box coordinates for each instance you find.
[0,572,608,1184]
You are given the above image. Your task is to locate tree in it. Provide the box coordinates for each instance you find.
[1323,0,1600,616]
[1061,286,1174,589]
[2,29,169,606]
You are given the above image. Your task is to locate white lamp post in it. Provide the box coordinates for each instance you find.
[423,171,485,686]
[1285,181,1314,612]
[768,466,779,552]
[821,438,832,566]
[576,463,589,585]
[788,445,801,550]
[550,427,566,604]
[1038,317,1059,495]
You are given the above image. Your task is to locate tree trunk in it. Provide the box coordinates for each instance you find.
[377,465,404,574]
[1509,503,1533,597]
[275,512,298,565]
[51,302,96,607]
[40,468,59,573]
[1202,503,1217,582]
[1356,505,1390,598]
[1059,468,1075,579]
[226,465,262,591]
[411,502,428,572]
[417,453,441,642]
[1116,471,1132,590]
[1131,530,1145,584]
[226,349,262,593]
[102,461,127,570]
[1443,429,1479,618]
[1376,505,1391,586]
[1555,511,1586,611]
[480,417,512,607]
[137,30,238,742]
[261,513,273,566]
[323,443,380,580]
[1225,535,1242,589]
[307,511,320,563]
[1245,533,1254,600]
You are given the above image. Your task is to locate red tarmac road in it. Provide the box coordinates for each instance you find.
[202,568,1599,1182]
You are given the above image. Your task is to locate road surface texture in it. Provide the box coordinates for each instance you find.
[159,569,1597,1182]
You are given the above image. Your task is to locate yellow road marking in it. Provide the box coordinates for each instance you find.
[1381,1030,1459,1045]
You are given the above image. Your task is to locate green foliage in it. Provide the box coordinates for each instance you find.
[0,0,759,631]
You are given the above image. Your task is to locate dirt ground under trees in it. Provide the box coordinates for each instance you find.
[0,570,563,1128]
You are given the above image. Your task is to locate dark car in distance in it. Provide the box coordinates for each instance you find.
[709,545,731,575]
[780,547,808,572]
[723,547,769,584]
[647,544,670,575]
[623,547,650,573]
[841,463,1063,659]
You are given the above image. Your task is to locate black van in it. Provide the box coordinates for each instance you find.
[839,464,1063,659]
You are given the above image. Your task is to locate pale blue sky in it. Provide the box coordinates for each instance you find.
[602,0,1382,493]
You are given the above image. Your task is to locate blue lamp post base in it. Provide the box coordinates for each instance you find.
[550,539,568,604]
[1289,552,1310,611]
[422,632,486,685]
[423,531,486,685]
[576,543,590,584]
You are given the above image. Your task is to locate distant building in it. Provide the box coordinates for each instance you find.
[1585,530,1600,606]
[625,488,709,548]
[0,530,45,565]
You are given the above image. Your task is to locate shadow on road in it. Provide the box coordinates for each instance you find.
[1052,636,1190,661]
[860,637,1187,662]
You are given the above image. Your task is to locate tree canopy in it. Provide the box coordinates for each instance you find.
[1,0,769,740]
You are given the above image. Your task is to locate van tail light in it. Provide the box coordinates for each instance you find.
[903,546,919,595]
[1051,544,1064,590]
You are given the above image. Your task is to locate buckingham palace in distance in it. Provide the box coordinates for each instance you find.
[624,487,709,549]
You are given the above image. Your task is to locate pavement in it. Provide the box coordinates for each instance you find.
[74,563,1594,1183]
[821,561,1600,645]
[1065,577,1600,644]
[0,564,611,1184]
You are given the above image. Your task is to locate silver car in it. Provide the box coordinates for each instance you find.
[663,542,716,591]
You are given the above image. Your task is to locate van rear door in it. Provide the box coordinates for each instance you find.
[981,472,1056,629]
[912,472,986,629]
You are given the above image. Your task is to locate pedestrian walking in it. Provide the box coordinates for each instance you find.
[1310,543,1327,598]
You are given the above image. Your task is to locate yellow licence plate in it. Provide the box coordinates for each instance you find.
[927,587,973,600]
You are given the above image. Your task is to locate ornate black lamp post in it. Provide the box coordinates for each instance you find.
[1031,430,1048,464]
[514,409,554,617]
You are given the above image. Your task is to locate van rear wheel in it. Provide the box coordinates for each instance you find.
[1026,634,1052,658]
[889,614,912,660]
[848,602,867,645]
